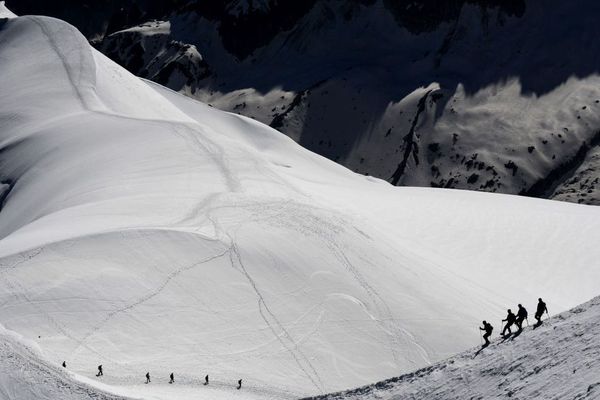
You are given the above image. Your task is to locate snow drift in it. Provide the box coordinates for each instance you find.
[0,6,600,399]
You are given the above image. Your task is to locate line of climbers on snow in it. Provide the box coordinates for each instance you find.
[56,298,551,385]
[59,362,243,390]
[479,298,549,347]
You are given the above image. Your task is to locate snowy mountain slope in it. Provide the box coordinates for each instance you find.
[304,295,600,400]
[0,324,129,400]
[1,5,600,400]
[24,0,600,204]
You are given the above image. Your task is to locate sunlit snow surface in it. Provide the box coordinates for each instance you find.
[0,7,599,400]
[306,296,600,399]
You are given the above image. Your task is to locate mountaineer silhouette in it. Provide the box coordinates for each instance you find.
[62,361,66,368]
[479,320,493,346]
[204,374,209,385]
[169,372,174,384]
[96,365,103,377]
[535,298,548,325]
[145,372,151,384]
[502,309,516,337]
[237,378,242,390]
[516,304,528,330]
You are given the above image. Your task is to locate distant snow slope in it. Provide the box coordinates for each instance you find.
[1,6,600,400]
[305,295,600,400]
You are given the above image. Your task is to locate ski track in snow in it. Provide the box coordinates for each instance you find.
[223,199,433,383]
[205,201,329,392]
[253,201,431,368]
[0,252,128,370]
[229,240,326,393]
[26,16,95,111]
[30,13,244,201]
[70,247,231,359]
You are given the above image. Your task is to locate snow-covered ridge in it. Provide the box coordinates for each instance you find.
[0,1,15,18]
[1,8,600,400]
[305,295,600,399]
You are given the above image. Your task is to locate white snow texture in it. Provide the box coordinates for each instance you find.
[307,295,600,400]
[0,5,599,400]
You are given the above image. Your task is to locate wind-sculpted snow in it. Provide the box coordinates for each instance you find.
[1,9,600,400]
[305,296,600,400]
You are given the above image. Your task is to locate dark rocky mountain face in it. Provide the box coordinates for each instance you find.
[180,0,321,61]
[7,0,600,205]
[383,0,525,33]
[4,0,179,39]
[7,0,525,57]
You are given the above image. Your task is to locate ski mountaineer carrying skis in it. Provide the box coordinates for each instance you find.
[535,298,548,324]
[515,304,528,330]
[479,321,493,346]
[502,309,516,337]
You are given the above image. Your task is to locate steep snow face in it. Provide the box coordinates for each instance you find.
[306,295,600,400]
[1,10,600,400]
[0,1,15,18]
[90,0,600,204]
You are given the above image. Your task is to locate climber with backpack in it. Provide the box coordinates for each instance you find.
[479,320,493,346]
[535,298,548,326]
[515,304,528,331]
[502,309,516,337]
